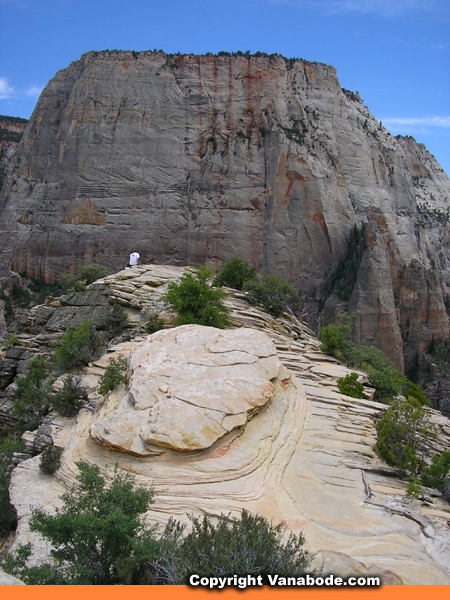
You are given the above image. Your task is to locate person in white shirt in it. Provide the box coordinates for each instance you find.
[127,251,140,267]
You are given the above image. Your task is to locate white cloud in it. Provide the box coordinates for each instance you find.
[268,0,439,18]
[0,78,44,102]
[433,42,449,51]
[382,116,450,128]
[26,85,43,98]
[0,77,15,100]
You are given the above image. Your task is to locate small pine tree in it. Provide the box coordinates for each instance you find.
[13,355,52,430]
[39,446,63,475]
[243,274,298,318]
[337,372,366,399]
[3,461,155,585]
[105,303,128,335]
[162,266,231,328]
[375,398,435,473]
[53,320,103,373]
[52,374,88,417]
[319,313,352,360]
[214,257,256,291]
[98,356,128,396]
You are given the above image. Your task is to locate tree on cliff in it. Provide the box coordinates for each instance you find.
[375,398,435,473]
[3,461,309,585]
[243,274,299,318]
[3,461,156,584]
[214,257,256,291]
[162,265,231,328]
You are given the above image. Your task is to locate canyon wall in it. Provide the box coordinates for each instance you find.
[0,51,449,370]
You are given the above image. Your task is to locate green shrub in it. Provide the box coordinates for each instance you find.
[337,372,366,398]
[162,266,231,328]
[13,355,52,430]
[39,445,63,475]
[52,374,88,417]
[375,398,435,473]
[0,437,24,535]
[406,475,421,499]
[171,511,308,583]
[3,461,155,585]
[420,451,450,492]
[53,320,103,373]
[319,313,352,359]
[319,313,427,404]
[145,313,165,334]
[400,378,429,406]
[243,274,298,318]
[117,511,309,585]
[320,324,346,359]
[59,264,110,292]
[214,257,256,291]
[349,345,401,403]
[4,335,19,348]
[98,356,128,396]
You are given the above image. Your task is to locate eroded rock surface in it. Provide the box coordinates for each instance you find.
[0,568,25,585]
[6,265,450,584]
[91,326,285,454]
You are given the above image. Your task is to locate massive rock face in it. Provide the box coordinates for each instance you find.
[1,51,449,370]
[0,116,27,194]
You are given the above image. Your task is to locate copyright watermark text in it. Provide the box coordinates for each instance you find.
[189,573,381,589]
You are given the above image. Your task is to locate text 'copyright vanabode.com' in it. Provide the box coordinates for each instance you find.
[189,574,382,588]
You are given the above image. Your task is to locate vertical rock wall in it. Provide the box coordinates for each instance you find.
[0,51,449,370]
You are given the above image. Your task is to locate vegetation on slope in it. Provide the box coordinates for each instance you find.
[2,461,309,585]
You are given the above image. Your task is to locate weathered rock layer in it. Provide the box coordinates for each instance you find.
[7,265,450,584]
[1,52,450,371]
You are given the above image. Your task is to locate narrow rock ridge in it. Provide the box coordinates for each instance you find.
[6,264,450,585]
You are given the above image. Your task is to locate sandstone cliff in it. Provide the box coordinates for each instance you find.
[1,51,449,372]
[0,116,27,192]
[5,265,450,585]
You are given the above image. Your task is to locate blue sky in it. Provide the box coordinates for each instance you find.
[1,0,449,174]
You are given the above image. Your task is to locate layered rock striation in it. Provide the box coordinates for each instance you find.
[5,264,450,584]
[0,52,449,371]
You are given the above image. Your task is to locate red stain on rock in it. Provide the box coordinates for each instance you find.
[61,199,105,225]
[285,170,307,204]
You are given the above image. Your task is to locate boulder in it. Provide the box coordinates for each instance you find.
[90,326,285,454]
